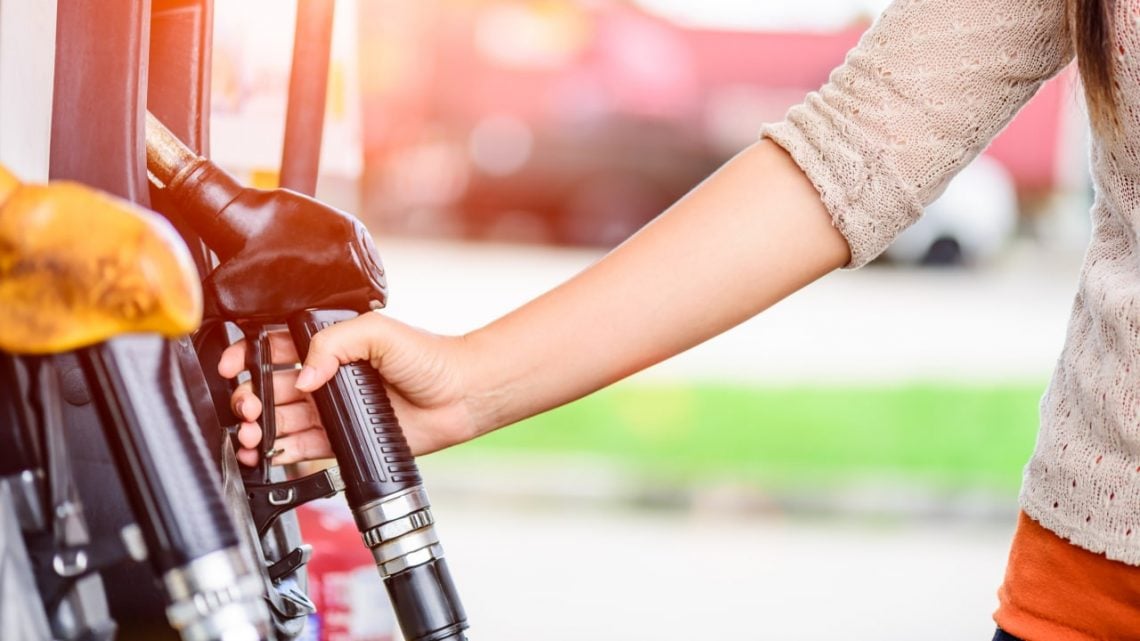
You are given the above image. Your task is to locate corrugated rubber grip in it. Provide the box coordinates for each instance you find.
[287,309,422,507]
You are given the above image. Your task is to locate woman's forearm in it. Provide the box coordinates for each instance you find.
[464,139,850,433]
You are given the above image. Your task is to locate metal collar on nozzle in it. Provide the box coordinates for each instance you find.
[144,112,205,190]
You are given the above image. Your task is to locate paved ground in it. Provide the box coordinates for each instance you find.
[434,498,1015,641]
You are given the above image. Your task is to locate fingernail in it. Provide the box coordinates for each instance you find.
[236,400,246,419]
[295,366,316,390]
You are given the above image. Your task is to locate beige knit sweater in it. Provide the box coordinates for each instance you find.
[761,0,1140,562]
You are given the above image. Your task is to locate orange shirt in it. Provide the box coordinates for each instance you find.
[995,511,1140,640]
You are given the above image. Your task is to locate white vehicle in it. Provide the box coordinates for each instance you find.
[884,155,1020,266]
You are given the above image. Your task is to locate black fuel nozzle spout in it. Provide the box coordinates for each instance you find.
[144,112,387,322]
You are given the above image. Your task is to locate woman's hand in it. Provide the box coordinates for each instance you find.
[218,312,482,466]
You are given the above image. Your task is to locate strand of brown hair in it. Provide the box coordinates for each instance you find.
[1069,0,1119,135]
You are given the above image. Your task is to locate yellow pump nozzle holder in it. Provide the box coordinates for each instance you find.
[0,180,203,354]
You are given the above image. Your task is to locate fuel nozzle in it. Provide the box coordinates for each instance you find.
[145,113,469,641]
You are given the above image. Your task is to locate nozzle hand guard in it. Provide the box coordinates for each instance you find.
[148,109,386,322]
[166,157,387,323]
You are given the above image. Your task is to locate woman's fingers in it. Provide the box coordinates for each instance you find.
[236,420,262,449]
[218,342,247,379]
[236,421,263,467]
[235,410,326,466]
[229,369,309,421]
[230,382,262,421]
[268,368,307,404]
[232,392,321,468]
[218,329,302,378]
[260,429,335,465]
[236,447,261,467]
[273,400,322,435]
[295,313,386,392]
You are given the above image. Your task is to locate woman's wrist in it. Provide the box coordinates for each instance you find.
[454,327,518,438]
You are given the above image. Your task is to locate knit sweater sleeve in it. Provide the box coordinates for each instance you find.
[760,0,1073,268]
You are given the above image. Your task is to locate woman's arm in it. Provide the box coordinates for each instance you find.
[289,140,847,443]
[456,139,847,433]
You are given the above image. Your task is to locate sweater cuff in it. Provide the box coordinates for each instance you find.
[759,93,924,269]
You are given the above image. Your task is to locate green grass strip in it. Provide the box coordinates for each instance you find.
[433,382,1047,491]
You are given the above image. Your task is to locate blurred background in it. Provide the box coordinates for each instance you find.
[210,1,1094,639]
